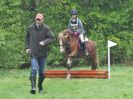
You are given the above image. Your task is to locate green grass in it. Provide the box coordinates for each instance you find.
[0,65,133,99]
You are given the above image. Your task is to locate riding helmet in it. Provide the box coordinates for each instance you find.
[70,9,78,15]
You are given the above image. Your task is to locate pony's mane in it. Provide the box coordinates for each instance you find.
[61,29,71,34]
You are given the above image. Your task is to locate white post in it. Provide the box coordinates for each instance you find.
[107,40,117,79]
[108,46,111,79]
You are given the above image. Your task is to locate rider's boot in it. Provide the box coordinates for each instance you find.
[81,42,89,56]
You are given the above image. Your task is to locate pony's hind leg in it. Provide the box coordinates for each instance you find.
[91,52,98,70]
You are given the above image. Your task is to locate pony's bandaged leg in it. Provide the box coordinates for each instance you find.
[59,39,65,53]
[79,34,85,43]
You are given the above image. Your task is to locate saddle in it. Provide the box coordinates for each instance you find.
[63,31,89,56]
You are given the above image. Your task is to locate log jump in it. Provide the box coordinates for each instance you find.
[45,70,108,79]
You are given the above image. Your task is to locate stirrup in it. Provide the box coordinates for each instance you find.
[85,49,89,56]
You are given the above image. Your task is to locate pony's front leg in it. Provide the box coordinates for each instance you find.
[68,46,78,57]
[68,42,78,57]
[68,51,77,57]
[66,57,72,79]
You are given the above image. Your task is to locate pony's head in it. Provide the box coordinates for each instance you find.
[58,29,71,42]
[58,29,79,56]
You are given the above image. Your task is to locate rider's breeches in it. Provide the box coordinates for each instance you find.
[79,34,85,43]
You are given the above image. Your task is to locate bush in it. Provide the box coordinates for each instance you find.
[0,0,133,68]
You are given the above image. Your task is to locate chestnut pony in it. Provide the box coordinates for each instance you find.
[58,29,98,79]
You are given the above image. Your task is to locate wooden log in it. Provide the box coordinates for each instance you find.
[45,70,108,79]
[46,74,107,79]
[46,71,107,75]
[46,75,66,78]
[45,70,108,75]
[45,70,106,73]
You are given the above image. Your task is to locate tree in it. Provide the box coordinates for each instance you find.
[21,0,42,11]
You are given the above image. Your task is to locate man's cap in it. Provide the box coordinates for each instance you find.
[35,13,44,20]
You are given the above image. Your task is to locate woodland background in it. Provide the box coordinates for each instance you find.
[0,0,133,68]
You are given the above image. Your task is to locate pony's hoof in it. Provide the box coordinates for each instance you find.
[66,76,70,80]
[66,74,71,80]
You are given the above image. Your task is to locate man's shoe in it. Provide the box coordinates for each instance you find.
[39,89,43,94]
[29,76,36,94]
[38,76,45,94]
[30,89,36,94]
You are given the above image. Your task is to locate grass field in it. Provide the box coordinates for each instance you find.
[0,65,133,99]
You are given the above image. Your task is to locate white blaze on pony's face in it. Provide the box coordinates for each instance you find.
[59,39,65,53]
[58,32,66,53]
[58,30,70,53]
